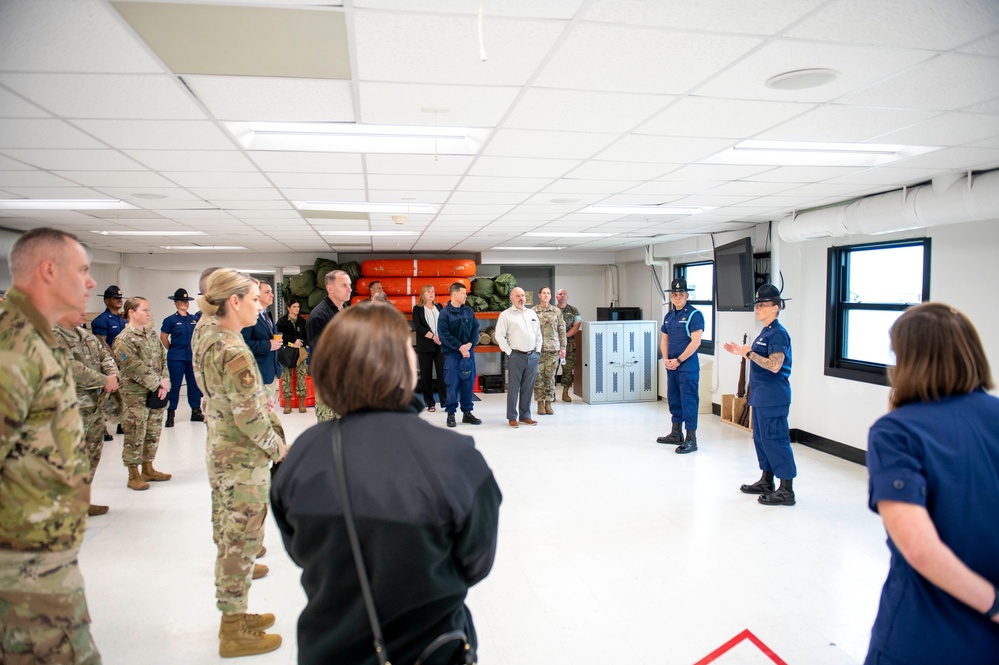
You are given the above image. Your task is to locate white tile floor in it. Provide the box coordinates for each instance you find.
[81,393,889,665]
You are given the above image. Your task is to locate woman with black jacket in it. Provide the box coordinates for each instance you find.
[412,284,448,412]
[275,301,309,414]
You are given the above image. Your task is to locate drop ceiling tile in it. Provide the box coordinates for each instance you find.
[483,129,617,160]
[624,180,720,197]
[757,104,941,143]
[468,156,577,179]
[787,0,998,51]
[0,0,163,73]
[0,88,50,118]
[233,210,307,219]
[0,149,146,171]
[356,0,583,18]
[125,150,258,172]
[55,171,177,188]
[186,188,285,201]
[536,23,760,94]
[144,200,225,211]
[358,82,519,127]
[0,74,206,120]
[366,191,452,204]
[695,40,933,103]
[889,145,999,169]
[703,181,798,197]
[437,204,516,216]
[0,154,33,170]
[0,119,107,149]
[842,54,999,111]
[505,88,674,133]
[456,175,553,192]
[964,98,999,114]
[366,174,462,190]
[958,32,999,57]
[776,182,877,198]
[659,164,778,181]
[584,0,825,34]
[740,166,861,183]
[597,136,734,164]
[518,192,605,206]
[366,154,474,176]
[543,179,639,195]
[636,97,815,140]
[970,136,999,148]
[278,188,367,201]
[69,120,235,150]
[163,171,272,189]
[873,112,999,146]
[268,173,366,189]
[249,151,363,173]
[822,166,937,186]
[564,161,675,181]
[185,76,354,122]
[0,186,107,199]
[94,187,201,201]
[0,171,80,188]
[211,200,294,210]
[354,12,565,86]
[439,192,528,205]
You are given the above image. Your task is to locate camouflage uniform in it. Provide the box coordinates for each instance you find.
[112,326,167,466]
[192,325,285,614]
[53,324,117,482]
[559,303,581,389]
[0,288,101,664]
[532,303,566,402]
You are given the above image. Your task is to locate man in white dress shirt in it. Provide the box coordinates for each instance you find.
[495,287,543,427]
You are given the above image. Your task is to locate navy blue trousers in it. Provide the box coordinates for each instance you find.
[167,358,202,411]
[751,405,796,479]
[666,369,700,430]
[443,353,475,415]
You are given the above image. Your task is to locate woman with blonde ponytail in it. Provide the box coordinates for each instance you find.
[191,269,287,658]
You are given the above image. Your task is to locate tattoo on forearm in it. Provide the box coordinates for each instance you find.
[751,351,784,373]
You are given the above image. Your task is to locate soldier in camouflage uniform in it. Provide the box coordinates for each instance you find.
[53,311,119,516]
[113,297,171,491]
[556,288,582,402]
[193,269,285,658]
[532,287,567,415]
[0,228,101,664]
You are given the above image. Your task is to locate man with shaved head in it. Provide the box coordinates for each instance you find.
[0,227,102,663]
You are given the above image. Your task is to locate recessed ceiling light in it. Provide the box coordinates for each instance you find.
[320,231,419,237]
[0,198,137,210]
[160,245,246,250]
[706,140,939,167]
[91,230,206,236]
[226,121,488,155]
[524,232,615,238]
[765,68,839,90]
[582,204,711,215]
[296,201,437,214]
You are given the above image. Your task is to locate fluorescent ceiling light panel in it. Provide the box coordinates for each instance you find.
[320,230,419,237]
[707,140,939,167]
[160,245,247,250]
[491,246,564,251]
[582,204,712,215]
[227,121,489,155]
[0,199,138,210]
[297,201,437,214]
[524,232,615,238]
[91,230,206,236]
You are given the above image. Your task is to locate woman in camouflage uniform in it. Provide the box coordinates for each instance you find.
[113,297,170,491]
[532,287,567,416]
[193,269,286,658]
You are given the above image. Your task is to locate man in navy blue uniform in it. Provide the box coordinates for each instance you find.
[241,281,282,399]
[656,278,704,453]
[724,284,796,506]
[437,282,482,429]
[160,288,203,427]
[91,284,126,350]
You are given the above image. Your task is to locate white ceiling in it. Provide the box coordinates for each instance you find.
[0,0,998,258]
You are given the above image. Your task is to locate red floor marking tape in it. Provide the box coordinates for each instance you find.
[692,628,789,665]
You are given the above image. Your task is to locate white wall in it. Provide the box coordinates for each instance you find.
[118,267,203,326]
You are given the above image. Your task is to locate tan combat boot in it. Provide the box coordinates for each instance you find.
[219,613,282,658]
[298,402,306,413]
[141,462,172,482]
[127,465,149,491]
[538,401,545,416]
[252,563,269,579]
[562,386,572,402]
[545,400,554,415]
[257,545,266,558]
[218,612,275,637]
[283,405,292,415]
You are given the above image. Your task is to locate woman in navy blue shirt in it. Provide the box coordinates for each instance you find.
[656,278,704,453]
[723,283,796,506]
[864,303,999,664]
[160,287,203,427]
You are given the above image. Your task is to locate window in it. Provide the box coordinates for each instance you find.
[825,239,931,384]
[675,261,714,354]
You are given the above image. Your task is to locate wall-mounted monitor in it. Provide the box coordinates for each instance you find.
[714,237,755,312]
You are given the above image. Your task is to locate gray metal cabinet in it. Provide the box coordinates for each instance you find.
[580,321,658,403]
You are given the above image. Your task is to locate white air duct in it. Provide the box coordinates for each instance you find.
[778,170,999,243]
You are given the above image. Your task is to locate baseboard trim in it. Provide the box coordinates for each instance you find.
[792,429,866,466]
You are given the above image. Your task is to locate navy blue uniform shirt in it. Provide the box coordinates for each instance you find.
[661,303,704,371]
[747,319,791,408]
[91,308,126,347]
[160,312,197,362]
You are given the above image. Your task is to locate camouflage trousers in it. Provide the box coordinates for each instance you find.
[0,548,101,665]
[207,460,270,614]
[314,396,339,423]
[119,391,164,466]
[533,351,561,402]
[280,361,307,400]
[79,405,104,483]
[561,338,577,388]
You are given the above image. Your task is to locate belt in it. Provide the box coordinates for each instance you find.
[511,349,534,354]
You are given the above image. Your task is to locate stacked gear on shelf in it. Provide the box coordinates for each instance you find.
[350,259,477,313]
[279,258,362,315]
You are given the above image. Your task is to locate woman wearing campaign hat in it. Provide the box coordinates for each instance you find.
[656,277,705,453]
[723,283,797,506]
[160,288,204,427]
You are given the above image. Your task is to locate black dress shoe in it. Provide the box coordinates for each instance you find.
[446,413,457,428]
[103,431,113,442]
[758,487,796,506]
[674,441,698,454]
[462,412,482,425]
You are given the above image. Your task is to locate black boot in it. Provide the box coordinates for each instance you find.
[462,411,482,425]
[190,407,205,422]
[675,428,697,454]
[656,422,683,445]
[740,470,775,495]
[104,430,113,442]
[446,413,457,428]
[759,478,796,506]
[165,410,175,428]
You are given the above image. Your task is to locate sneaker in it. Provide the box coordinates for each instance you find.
[462,412,482,425]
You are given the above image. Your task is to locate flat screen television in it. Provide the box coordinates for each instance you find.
[714,237,755,312]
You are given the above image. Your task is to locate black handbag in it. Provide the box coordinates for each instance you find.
[331,421,475,665]
[277,346,299,369]
[146,390,168,409]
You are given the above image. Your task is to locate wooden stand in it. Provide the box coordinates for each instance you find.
[721,394,752,432]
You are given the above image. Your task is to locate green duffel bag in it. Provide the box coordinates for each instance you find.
[471,277,495,298]
[493,273,517,296]
[307,288,326,309]
[340,261,362,283]
[315,259,339,286]
[290,270,316,298]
